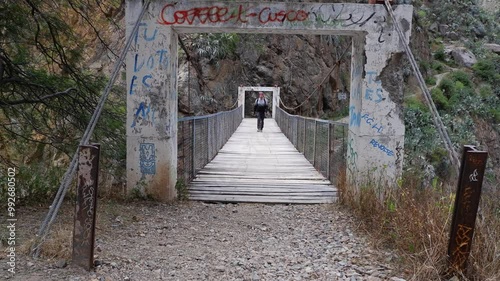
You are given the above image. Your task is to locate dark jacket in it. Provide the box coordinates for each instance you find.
[254,98,268,113]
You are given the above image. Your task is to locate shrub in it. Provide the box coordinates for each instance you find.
[420,60,430,73]
[438,78,456,99]
[479,85,493,98]
[431,87,449,110]
[405,96,428,112]
[425,76,437,86]
[340,177,500,280]
[491,108,500,123]
[472,59,499,83]
[434,46,447,61]
[431,61,445,72]
[448,70,473,88]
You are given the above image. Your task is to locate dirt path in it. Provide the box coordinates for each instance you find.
[2,201,407,281]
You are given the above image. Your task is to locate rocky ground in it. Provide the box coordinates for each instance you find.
[2,201,408,281]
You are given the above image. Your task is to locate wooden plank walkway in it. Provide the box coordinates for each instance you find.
[188,118,338,204]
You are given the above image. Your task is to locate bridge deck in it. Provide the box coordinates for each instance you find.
[188,118,338,204]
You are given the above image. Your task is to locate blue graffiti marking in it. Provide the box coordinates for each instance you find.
[349,105,361,127]
[370,139,394,157]
[134,23,158,46]
[139,143,156,175]
[142,74,153,88]
[129,75,138,95]
[365,70,385,103]
[375,89,384,103]
[133,50,169,73]
[351,83,361,100]
[131,102,155,128]
[361,114,383,133]
[157,49,169,67]
[365,88,373,101]
[366,71,377,83]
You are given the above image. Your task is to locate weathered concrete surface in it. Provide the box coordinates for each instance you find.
[126,1,413,197]
[126,1,178,201]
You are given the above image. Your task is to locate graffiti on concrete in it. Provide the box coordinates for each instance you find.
[131,102,155,128]
[139,143,156,175]
[369,139,394,157]
[157,3,392,41]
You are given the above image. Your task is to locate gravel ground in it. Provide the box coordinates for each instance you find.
[2,201,407,281]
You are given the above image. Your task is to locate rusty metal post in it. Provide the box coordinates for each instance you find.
[72,144,100,271]
[447,145,488,275]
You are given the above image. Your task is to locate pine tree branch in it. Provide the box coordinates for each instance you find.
[0,88,77,107]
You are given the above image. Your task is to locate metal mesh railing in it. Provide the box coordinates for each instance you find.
[177,106,243,183]
[275,107,348,185]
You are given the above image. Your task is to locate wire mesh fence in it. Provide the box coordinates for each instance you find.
[275,107,348,186]
[177,106,243,184]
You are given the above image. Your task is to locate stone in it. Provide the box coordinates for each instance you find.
[215,266,226,272]
[390,278,407,281]
[447,32,460,41]
[438,24,449,35]
[55,260,67,268]
[484,43,500,55]
[429,22,438,33]
[451,47,477,68]
[472,22,486,38]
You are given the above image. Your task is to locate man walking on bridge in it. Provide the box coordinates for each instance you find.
[254,92,269,132]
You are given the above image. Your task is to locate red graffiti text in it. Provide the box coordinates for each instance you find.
[158,4,308,26]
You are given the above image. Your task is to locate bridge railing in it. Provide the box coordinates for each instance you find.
[275,107,348,185]
[178,106,243,184]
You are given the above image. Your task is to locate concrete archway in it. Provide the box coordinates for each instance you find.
[238,86,280,119]
[126,1,413,201]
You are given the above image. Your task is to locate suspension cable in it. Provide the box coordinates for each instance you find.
[383,0,460,175]
[280,43,351,111]
[32,0,152,258]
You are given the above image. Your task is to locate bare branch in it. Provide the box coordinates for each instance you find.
[0,88,77,107]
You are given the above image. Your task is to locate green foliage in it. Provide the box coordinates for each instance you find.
[175,179,189,201]
[437,78,455,98]
[0,164,65,205]
[479,85,493,98]
[434,46,446,61]
[425,76,436,86]
[491,108,500,123]
[404,105,439,163]
[419,60,430,73]
[429,0,500,42]
[428,147,448,167]
[404,96,427,112]
[448,70,473,88]
[0,1,126,202]
[473,59,500,83]
[191,33,240,64]
[431,61,444,72]
[431,88,449,110]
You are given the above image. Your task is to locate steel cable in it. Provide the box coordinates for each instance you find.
[383,0,460,175]
[32,0,152,257]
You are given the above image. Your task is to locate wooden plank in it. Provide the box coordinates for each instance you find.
[189,195,337,204]
[187,119,338,204]
[189,186,337,192]
[191,183,332,188]
[189,191,337,197]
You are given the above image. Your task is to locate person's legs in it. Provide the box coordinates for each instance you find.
[257,112,264,131]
